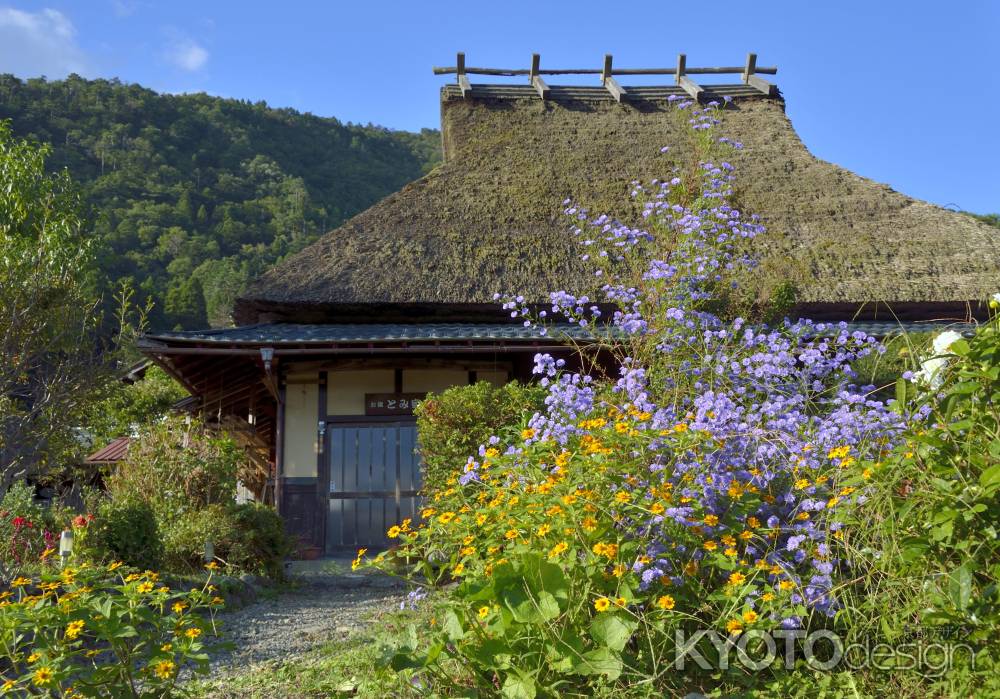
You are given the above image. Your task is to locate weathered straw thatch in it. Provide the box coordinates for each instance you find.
[235,84,999,324]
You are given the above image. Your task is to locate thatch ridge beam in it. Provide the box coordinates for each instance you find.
[432,64,777,77]
[601,54,627,103]
[456,51,471,97]
[530,53,550,99]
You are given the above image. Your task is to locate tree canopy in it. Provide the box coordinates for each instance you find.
[0,74,442,330]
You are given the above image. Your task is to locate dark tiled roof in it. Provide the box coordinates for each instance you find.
[144,320,974,347]
[144,323,598,345]
[85,437,130,464]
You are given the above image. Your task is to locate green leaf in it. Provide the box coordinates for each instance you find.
[980,463,1000,493]
[589,614,637,652]
[948,564,972,610]
[572,647,623,680]
[501,673,537,699]
[442,610,465,641]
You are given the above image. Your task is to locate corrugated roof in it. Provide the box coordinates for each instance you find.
[144,320,973,346]
[85,437,130,464]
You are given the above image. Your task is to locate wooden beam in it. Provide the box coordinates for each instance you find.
[747,74,777,97]
[601,54,627,102]
[676,54,703,101]
[742,52,757,83]
[530,53,550,99]
[432,65,778,76]
[456,51,471,97]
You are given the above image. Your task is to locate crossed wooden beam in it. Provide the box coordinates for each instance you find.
[435,53,778,102]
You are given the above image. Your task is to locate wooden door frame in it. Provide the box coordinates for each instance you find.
[321,417,419,551]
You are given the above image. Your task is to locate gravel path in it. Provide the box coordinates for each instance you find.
[206,559,408,673]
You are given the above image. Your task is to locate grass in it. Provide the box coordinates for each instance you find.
[187,595,456,699]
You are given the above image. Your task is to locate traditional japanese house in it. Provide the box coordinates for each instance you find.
[139,54,1000,553]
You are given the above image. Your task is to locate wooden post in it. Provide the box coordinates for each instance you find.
[530,53,550,99]
[742,52,757,83]
[601,53,626,102]
[456,52,471,97]
[676,53,703,101]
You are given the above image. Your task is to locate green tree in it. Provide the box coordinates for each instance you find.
[164,276,207,329]
[0,121,120,495]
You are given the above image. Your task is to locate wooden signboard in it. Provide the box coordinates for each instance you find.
[364,393,425,416]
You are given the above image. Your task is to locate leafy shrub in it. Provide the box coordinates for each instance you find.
[369,101,906,696]
[415,381,545,493]
[163,503,291,580]
[837,315,1000,695]
[107,415,241,519]
[0,563,222,696]
[0,482,59,583]
[80,498,163,571]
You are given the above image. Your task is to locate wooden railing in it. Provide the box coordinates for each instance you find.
[433,53,778,102]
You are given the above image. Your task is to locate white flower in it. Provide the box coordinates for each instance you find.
[913,330,964,388]
[930,330,963,356]
[990,292,1000,308]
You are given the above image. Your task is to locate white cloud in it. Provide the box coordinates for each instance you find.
[164,38,208,72]
[0,7,90,77]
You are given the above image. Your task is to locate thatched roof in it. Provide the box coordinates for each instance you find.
[235,83,999,324]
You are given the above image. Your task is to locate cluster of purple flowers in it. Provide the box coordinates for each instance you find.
[491,100,911,624]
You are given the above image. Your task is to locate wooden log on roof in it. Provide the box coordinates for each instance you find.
[456,51,471,97]
[747,74,778,97]
[530,53,550,99]
[675,54,704,101]
[431,65,778,76]
[601,54,627,102]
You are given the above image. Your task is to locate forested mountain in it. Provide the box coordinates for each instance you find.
[0,74,441,330]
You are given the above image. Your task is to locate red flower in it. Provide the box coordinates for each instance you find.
[86,513,95,522]
[73,515,88,528]
[11,517,25,528]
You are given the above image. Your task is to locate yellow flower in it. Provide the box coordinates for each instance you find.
[504,529,519,540]
[460,546,475,556]
[421,508,437,518]
[65,620,85,640]
[108,561,124,571]
[703,514,719,526]
[161,643,173,652]
[726,619,744,635]
[438,512,456,524]
[649,502,665,515]
[548,542,568,558]
[10,577,31,588]
[521,428,536,440]
[594,597,611,612]
[478,606,490,620]
[612,564,626,577]
[386,525,401,539]
[184,627,202,639]
[614,491,631,504]
[747,516,761,528]
[137,582,154,594]
[1,680,15,691]
[779,580,795,591]
[656,594,675,610]
[152,659,176,679]
[475,513,488,526]
[32,667,54,686]
[536,524,551,536]
[742,610,759,624]
[615,597,626,607]
[761,592,775,602]
[724,547,738,557]
[452,563,465,576]
[211,596,225,606]
[728,572,746,586]
[862,468,873,479]
[204,561,219,571]
[27,653,40,663]
[794,478,810,490]
[581,517,598,532]
[703,541,717,551]
[172,602,187,614]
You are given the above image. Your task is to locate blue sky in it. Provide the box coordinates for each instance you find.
[1,0,997,213]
